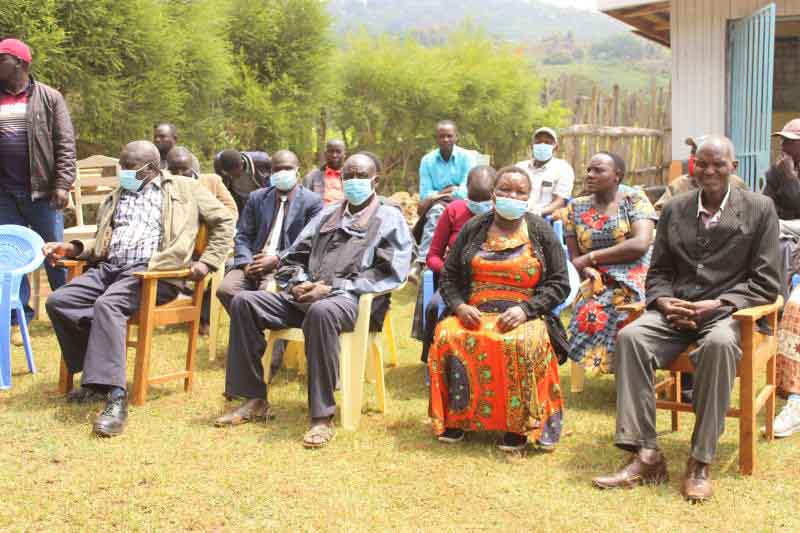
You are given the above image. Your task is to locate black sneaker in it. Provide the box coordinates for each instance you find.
[437,428,465,443]
[66,386,107,404]
[92,393,128,438]
[497,432,527,452]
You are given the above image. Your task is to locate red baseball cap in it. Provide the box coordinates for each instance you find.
[0,39,32,64]
[773,119,800,141]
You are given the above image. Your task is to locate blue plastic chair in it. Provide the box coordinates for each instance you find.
[792,273,800,290]
[0,224,45,389]
[421,269,446,331]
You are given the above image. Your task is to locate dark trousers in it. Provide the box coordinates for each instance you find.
[45,262,179,389]
[0,192,66,324]
[614,310,740,464]
[420,290,444,363]
[224,291,358,418]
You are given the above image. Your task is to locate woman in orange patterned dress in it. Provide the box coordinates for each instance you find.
[428,166,570,451]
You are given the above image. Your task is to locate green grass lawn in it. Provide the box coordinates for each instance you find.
[2,285,799,531]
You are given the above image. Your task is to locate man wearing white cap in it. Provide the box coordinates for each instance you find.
[514,127,575,217]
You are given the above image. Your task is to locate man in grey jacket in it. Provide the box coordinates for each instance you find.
[0,38,75,343]
[216,154,413,448]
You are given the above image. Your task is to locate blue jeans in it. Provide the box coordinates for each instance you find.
[0,192,66,324]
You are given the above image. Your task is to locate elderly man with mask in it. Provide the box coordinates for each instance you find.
[43,141,235,438]
[514,127,575,217]
[592,136,781,502]
[215,154,413,449]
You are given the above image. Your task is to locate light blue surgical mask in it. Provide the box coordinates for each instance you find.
[533,143,554,162]
[343,178,374,206]
[119,164,150,192]
[494,196,528,220]
[270,169,298,191]
[466,199,493,216]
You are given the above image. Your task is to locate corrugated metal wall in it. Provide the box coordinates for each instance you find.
[671,0,800,159]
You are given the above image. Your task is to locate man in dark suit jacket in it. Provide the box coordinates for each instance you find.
[592,136,781,502]
[217,149,323,311]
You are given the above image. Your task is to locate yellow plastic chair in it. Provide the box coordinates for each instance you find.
[264,283,404,430]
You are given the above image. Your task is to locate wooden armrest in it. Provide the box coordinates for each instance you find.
[618,301,646,313]
[732,296,784,322]
[56,259,87,268]
[133,269,192,280]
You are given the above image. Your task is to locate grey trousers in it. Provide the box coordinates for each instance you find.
[417,202,446,264]
[217,268,285,375]
[45,262,179,389]
[224,291,358,418]
[614,310,741,464]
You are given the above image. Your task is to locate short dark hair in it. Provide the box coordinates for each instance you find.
[495,165,532,190]
[355,151,382,173]
[436,120,457,132]
[153,122,177,136]
[466,165,497,189]
[597,151,626,180]
[218,149,242,171]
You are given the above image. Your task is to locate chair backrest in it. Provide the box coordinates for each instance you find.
[0,225,45,276]
[71,165,120,227]
[193,223,209,259]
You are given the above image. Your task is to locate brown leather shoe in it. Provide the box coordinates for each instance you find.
[214,398,272,427]
[681,458,713,503]
[592,448,668,489]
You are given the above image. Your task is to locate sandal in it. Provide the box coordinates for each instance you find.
[303,420,336,449]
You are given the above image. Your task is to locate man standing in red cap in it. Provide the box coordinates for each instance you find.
[0,38,75,344]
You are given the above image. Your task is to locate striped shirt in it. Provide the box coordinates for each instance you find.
[0,83,32,193]
[108,176,164,265]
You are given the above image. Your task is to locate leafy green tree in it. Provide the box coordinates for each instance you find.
[333,28,569,192]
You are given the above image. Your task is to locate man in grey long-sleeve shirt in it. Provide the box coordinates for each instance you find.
[592,136,781,503]
[215,154,413,449]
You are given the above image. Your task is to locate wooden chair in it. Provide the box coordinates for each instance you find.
[64,165,119,242]
[619,297,783,475]
[57,226,213,406]
[264,283,405,431]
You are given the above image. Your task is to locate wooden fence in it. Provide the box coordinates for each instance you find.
[543,75,672,190]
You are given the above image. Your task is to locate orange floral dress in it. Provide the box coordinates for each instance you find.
[428,226,563,446]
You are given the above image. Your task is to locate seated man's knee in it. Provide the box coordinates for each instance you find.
[701,323,740,357]
[304,299,338,326]
[45,288,66,316]
[229,291,257,316]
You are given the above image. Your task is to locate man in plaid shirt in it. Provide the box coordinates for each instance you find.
[43,141,235,438]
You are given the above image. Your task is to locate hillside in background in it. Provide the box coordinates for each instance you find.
[328,0,628,42]
[328,0,671,90]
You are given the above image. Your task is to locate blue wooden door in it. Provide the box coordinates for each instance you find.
[727,3,776,192]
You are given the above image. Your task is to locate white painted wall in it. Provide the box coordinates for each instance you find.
[671,0,800,159]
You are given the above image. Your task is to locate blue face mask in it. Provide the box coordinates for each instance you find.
[466,199,493,216]
[494,196,528,220]
[119,164,150,192]
[533,143,554,162]
[343,178,374,206]
[270,169,298,191]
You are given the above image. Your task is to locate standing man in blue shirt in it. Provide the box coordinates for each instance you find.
[415,121,476,278]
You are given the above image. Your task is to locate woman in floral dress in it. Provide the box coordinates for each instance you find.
[429,166,570,451]
[565,152,656,373]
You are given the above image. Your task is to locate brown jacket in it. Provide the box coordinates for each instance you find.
[646,187,781,315]
[26,77,76,199]
[198,172,238,220]
[75,172,235,282]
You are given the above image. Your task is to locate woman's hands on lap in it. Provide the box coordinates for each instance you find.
[455,304,482,330]
[497,306,527,333]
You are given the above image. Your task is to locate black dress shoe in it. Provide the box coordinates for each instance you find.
[93,393,128,438]
[66,386,106,404]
